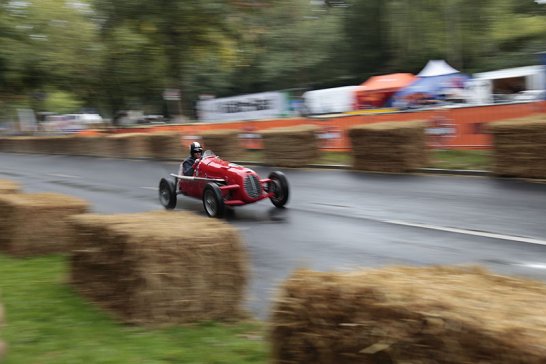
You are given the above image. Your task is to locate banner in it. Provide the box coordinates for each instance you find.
[197,92,288,122]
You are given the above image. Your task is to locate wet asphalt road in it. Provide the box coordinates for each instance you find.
[1,153,546,319]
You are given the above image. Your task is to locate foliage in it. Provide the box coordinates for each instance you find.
[0,0,101,109]
[0,0,544,118]
[43,89,83,114]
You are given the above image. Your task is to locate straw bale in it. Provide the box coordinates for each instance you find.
[348,121,428,173]
[146,132,183,160]
[68,135,113,157]
[106,133,151,159]
[68,211,248,325]
[201,129,242,161]
[30,136,79,155]
[489,118,546,178]
[0,137,9,152]
[0,193,89,256]
[5,136,41,153]
[271,266,546,364]
[261,125,319,167]
[0,179,21,194]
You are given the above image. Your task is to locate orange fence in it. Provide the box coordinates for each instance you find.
[108,101,546,151]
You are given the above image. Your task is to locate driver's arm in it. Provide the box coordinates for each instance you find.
[182,159,195,176]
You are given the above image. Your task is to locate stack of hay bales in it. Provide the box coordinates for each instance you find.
[34,136,77,155]
[146,132,183,160]
[488,116,546,179]
[107,133,150,159]
[201,129,242,161]
[69,211,248,325]
[0,179,21,194]
[0,193,89,256]
[0,137,9,152]
[70,134,112,157]
[5,136,38,154]
[261,125,319,167]
[348,121,427,173]
[271,266,546,364]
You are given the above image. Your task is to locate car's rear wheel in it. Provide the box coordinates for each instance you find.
[159,178,177,210]
[268,171,289,208]
[203,183,225,218]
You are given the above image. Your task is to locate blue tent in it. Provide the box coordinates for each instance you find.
[394,73,469,99]
[392,60,470,107]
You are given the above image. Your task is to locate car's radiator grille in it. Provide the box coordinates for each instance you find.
[244,175,261,199]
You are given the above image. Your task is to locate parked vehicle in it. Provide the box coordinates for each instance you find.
[158,150,289,217]
[42,113,103,133]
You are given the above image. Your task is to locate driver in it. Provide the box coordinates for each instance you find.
[180,141,203,176]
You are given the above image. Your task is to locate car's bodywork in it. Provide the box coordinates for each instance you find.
[159,150,289,217]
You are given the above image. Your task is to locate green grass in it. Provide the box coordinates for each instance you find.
[0,254,267,364]
[239,149,491,171]
[427,150,492,171]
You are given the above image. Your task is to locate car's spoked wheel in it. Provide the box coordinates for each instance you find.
[204,189,217,216]
[268,171,289,208]
[202,183,225,218]
[159,178,177,210]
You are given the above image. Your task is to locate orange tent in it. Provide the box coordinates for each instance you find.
[355,73,416,108]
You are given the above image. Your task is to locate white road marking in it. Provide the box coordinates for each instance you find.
[297,206,546,246]
[139,187,157,190]
[48,173,79,178]
[383,219,546,247]
[516,263,546,270]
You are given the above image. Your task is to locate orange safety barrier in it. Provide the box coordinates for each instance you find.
[107,101,546,151]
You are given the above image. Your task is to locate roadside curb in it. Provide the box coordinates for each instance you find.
[417,168,491,177]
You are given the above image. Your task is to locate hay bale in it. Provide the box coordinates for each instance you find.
[0,137,10,152]
[4,136,40,153]
[201,129,242,161]
[69,134,114,157]
[146,132,183,160]
[488,116,546,178]
[0,193,89,256]
[32,136,78,155]
[271,266,546,364]
[0,136,41,153]
[68,211,248,325]
[0,179,21,194]
[348,121,428,173]
[106,133,151,159]
[261,125,319,167]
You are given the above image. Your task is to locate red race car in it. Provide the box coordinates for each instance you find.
[158,150,289,217]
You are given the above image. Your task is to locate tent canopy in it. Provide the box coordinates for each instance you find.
[355,73,416,108]
[394,73,469,99]
[417,60,460,77]
[392,60,468,102]
[359,73,416,92]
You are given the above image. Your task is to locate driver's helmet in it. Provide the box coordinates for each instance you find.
[190,141,203,156]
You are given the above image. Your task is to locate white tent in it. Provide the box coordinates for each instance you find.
[471,65,546,104]
[303,86,359,115]
[473,65,545,90]
[417,60,460,77]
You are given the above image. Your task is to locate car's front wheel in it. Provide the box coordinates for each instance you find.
[203,183,225,218]
[159,178,177,210]
[268,171,289,208]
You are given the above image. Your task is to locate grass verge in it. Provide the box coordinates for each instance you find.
[239,149,491,171]
[0,254,267,364]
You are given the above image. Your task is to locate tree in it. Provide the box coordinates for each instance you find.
[0,0,101,111]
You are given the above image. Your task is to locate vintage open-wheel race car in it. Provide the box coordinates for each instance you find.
[158,150,289,217]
